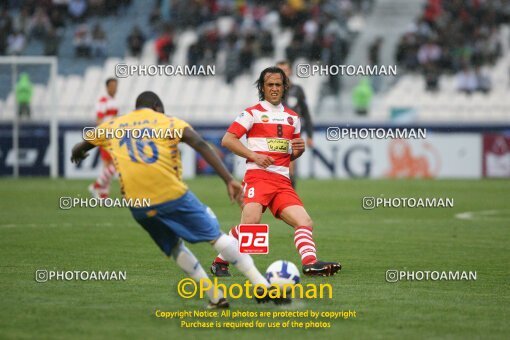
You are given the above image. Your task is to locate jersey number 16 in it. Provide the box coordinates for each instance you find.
[119,128,159,164]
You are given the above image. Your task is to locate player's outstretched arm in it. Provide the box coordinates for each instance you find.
[182,127,242,203]
[71,141,96,164]
[222,132,274,168]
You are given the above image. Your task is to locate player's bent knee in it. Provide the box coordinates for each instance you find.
[292,217,313,228]
[242,215,262,224]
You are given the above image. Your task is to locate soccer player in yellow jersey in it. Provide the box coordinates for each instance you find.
[71,91,277,308]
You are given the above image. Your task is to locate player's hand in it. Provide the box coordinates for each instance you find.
[226,180,243,205]
[291,138,305,152]
[306,138,314,148]
[70,149,89,164]
[252,153,274,168]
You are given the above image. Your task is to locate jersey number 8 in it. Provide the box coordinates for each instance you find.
[247,187,255,198]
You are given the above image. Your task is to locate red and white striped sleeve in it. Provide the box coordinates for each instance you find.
[293,116,301,139]
[226,111,254,138]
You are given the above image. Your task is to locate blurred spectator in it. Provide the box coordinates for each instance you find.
[126,25,145,58]
[279,2,306,28]
[49,8,66,34]
[0,9,12,55]
[424,63,440,92]
[368,36,383,92]
[352,78,373,116]
[239,35,256,74]
[456,66,477,95]
[417,39,441,67]
[474,66,492,94]
[224,34,240,84]
[149,4,162,30]
[322,33,344,94]
[52,0,69,15]
[7,30,26,55]
[285,34,303,65]
[16,72,33,120]
[44,27,60,55]
[91,23,107,58]
[68,0,87,22]
[187,41,203,67]
[88,0,106,16]
[259,30,274,57]
[396,33,419,71]
[397,0,507,85]
[368,36,383,65]
[155,26,175,64]
[0,8,13,36]
[28,7,52,40]
[0,31,7,55]
[73,24,92,57]
[12,7,30,35]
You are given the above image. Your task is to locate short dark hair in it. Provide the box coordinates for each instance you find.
[135,91,164,113]
[255,66,289,101]
[105,78,117,87]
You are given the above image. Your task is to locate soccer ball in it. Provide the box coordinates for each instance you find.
[265,260,301,290]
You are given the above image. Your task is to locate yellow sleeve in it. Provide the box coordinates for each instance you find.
[169,117,191,143]
[85,120,114,147]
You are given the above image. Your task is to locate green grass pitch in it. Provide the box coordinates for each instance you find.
[0,178,509,339]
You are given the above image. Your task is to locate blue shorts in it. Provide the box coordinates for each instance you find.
[130,191,221,256]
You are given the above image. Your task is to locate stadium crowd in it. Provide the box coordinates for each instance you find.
[150,0,373,88]
[0,0,132,57]
[395,0,509,94]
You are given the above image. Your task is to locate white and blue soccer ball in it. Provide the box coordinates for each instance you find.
[265,260,301,289]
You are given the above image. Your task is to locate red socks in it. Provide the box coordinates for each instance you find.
[294,226,317,265]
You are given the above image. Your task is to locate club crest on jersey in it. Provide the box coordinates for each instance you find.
[261,115,269,123]
[287,117,294,125]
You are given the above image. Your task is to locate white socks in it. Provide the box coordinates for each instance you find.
[171,241,223,303]
[212,234,269,287]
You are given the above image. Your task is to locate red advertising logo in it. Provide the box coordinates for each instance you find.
[483,134,510,178]
[238,224,269,254]
[385,139,441,178]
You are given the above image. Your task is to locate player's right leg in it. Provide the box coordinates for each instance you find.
[211,202,264,277]
[154,190,282,304]
[129,206,229,308]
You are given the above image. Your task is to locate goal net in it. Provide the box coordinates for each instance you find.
[0,56,58,178]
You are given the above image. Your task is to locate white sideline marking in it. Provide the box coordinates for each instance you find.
[0,222,114,228]
[454,210,505,220]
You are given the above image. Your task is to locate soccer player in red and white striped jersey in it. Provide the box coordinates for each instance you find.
[88,78,119,199]
[211,67,341,277]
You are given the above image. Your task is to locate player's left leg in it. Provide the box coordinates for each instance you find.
[211,234,269,287]
[211,203,265,277]
[89,149,116,199]
[278,205,341,276]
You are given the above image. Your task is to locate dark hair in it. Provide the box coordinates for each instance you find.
[255,66,289,101]
[135,91,164,113]
[105,78,117,87]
